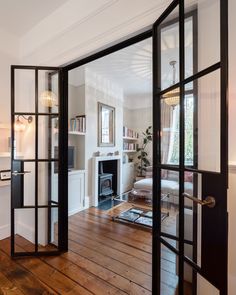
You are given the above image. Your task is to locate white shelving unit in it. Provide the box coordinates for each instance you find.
[123,128,138,155]
[123,136,138,141]
[69,131,86,136]
[123,150,136,153]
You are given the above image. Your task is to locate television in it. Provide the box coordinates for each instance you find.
[54,146,75,172]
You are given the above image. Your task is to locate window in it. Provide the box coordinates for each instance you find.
[167,94,194,166]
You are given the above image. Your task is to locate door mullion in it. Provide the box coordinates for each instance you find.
[178,0,185,294]
[35,69,39,253]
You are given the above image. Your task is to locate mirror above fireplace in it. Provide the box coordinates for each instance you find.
[98,102,115,147]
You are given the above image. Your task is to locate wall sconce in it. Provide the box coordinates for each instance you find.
[15,115,33,132]
[40,90,57,108]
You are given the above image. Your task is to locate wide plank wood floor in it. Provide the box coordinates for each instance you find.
[0,204,184,295]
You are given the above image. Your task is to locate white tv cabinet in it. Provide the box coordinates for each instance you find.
[52,169,86,215]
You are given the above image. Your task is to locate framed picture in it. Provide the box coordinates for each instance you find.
[98,102,115,147]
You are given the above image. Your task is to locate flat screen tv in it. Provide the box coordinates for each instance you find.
[54,146,75,172]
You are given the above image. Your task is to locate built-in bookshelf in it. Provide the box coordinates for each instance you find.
[123,126,139,153]
[123,127,139,139]
[69,115,86,134]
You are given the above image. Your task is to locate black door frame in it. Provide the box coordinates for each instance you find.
[152,0,228,294]
[11,66,68,256]
[61,0,228,293]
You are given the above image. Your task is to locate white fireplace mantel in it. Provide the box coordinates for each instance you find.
[91,155,122,207]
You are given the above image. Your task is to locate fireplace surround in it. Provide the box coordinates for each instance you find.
[92,155,122,207]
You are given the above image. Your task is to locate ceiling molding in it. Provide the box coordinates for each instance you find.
[20,0,120,59]
[20,0,171,65]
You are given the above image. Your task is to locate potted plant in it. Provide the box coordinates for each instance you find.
[136,126,152,177]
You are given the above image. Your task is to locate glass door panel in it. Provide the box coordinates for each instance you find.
[185,0,220,74]
[11,66,66,257]
[153,0,228,294]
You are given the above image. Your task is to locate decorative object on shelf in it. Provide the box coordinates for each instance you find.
[137,126,152,177]
[98,102,115,147]
[0,170,11,181]
[163,60,180,107]
[40,90,57,108]
[114,151,120,155]
[107,152,114,156]
[94,151,101,157]
[15,115,33,132]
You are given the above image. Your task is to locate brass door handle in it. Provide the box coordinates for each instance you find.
[183,193,216,208]
[12,171,31,176]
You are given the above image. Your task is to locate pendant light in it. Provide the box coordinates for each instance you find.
[164,60,180,107]
[40,90,57,108]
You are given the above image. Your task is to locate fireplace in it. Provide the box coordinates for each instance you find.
[98,161,117,203]
[92,155,121,207]
[98,173,113,200]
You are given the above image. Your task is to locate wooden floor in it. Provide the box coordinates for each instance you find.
[0,204,186,295]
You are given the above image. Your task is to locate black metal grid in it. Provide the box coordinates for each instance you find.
[152,0,228,294]
[11,66,67,257]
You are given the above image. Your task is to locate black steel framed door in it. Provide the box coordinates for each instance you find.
[11,65,68,257]
[153,0,228,294]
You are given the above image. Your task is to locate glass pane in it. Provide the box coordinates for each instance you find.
[184,172,202,265]
[161,169,179,241]
[15,69,35,113]
[159,6,179,90]
[38,162,58,206]
[51,207,58,247]
[185,94,194,166]
[161,243,179,295]
[14,115,35,160]
[185,69,221,172]
[38,70,59,113]
[23,162,35,207]
[185,15,194,79]
[161,97,180,165]
[38,115,58,159]
[184,262,220,295]
[185,0,220,73]
[14,208,35,252]
[184,262,194,294]
[38,208,58,252]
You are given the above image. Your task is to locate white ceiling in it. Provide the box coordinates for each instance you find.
[0,0,68,36]
[69,15,193,98]
[69,37,153,97]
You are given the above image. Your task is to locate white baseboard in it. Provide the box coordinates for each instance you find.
[0,224,10,240]
[68,196,90,216]
[68,208,82,216]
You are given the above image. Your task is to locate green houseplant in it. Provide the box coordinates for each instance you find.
[137,126,152,177]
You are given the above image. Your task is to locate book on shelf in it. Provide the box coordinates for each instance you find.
[123,126,139,139]
[69,115,86,133]
[123,142,138,151]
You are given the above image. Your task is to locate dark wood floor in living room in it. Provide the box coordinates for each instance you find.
[0,206,183,295]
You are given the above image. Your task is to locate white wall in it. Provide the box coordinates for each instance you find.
[0,29,19,239]
[85,68,123,200]
[123,102,153,171]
